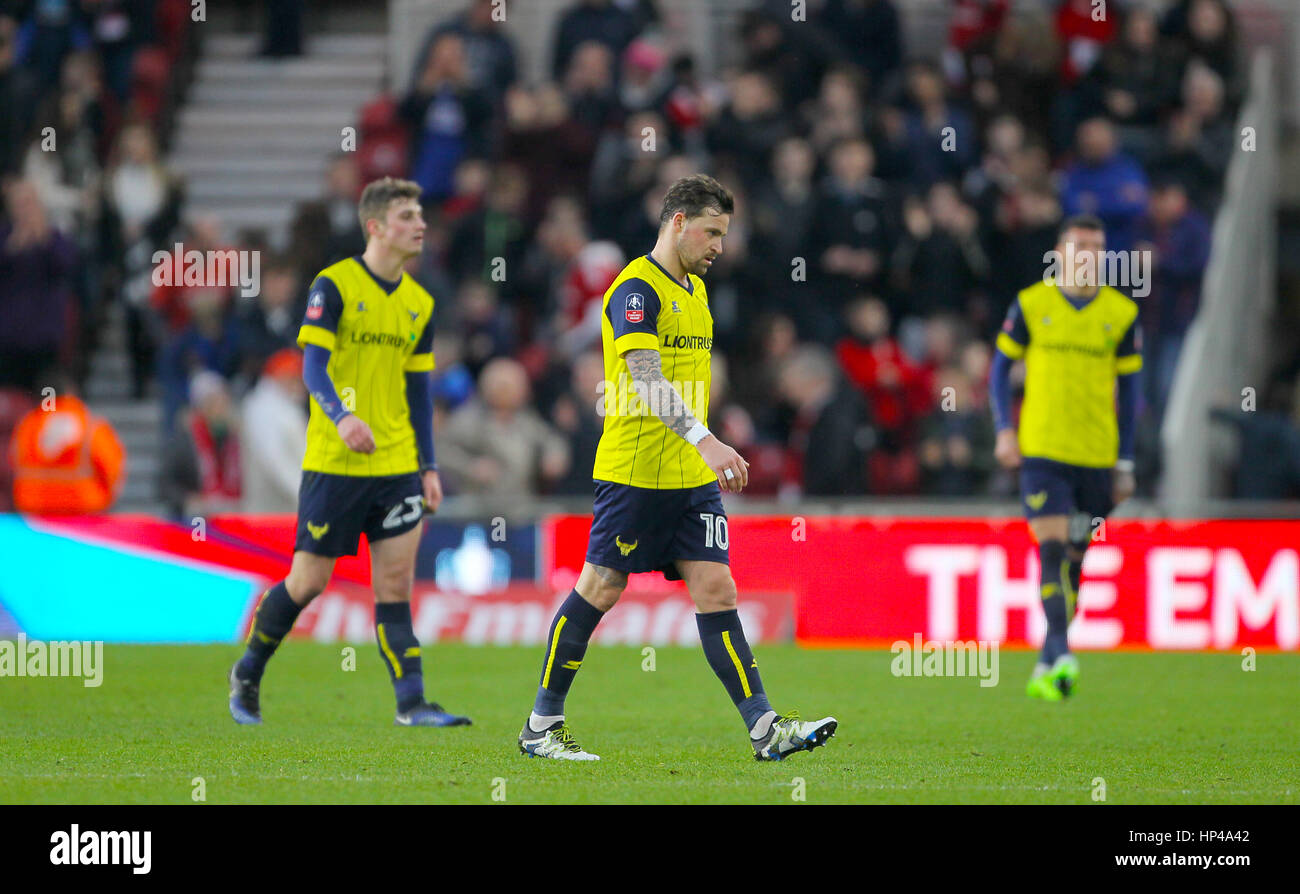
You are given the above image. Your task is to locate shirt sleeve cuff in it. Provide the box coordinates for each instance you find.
[995,332,1026,360]
[297,325,336,352]
[1116,354,1143,375]
[614,332,658,355]
[404,353,435,372]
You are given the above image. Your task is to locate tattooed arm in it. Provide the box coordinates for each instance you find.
[624,348,700,438]
[624,348,749,491]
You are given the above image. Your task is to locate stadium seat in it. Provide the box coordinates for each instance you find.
[356,94,411,183]
[357,132,410,183]
[156,0,193,65]
[129,48,172,125]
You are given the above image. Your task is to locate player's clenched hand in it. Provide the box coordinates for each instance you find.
[1112,467,1136,505]
[421,469,443,514]
[698,434,749,493]
[994,429,1020,470]
[336,414,376,454]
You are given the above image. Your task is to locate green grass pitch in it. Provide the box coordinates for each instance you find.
[1,643,1295,804]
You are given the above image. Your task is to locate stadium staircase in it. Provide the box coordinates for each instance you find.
[89,15,385,513]
[170,29,385,239]
[84,302,163,512]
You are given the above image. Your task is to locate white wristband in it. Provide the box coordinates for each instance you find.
[685,422,711,446]
[1115,459,1135,474]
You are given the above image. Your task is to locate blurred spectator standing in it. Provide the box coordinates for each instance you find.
[520,194,623,358]
[836,296,929,450]
[503,83,597,223]
[86,0,148,100]
[287,153,368,289]
[807,136,891,340]
[618,37,670,117]
[160,371,241,519]
[23,60,101,234]
[453,279,515,379]
[803,65,867,163]
[1083,6,1183,157]
[707,69,789,195]
[0,15,41,176]
[236,253,302,382]
[149,213,233,334]
[891,181,990,321]
[561,40,620,135]
[551,0,643,83]
[708,353,781,496]
[588,108,664,239]
[1054,0,1116,87]
[10,374,125,514]
[1149,61,1234,210]
[13,0,92,90]
[737,7,818,111]
[319,152,366,263]
[438,357,570,503]
[943,0,1009,87]
[916,364,994,496]
[0,180,78,393]
[961,8,1059,142]
[750,136,817,310]
[900,62,977,189]
[1133,179,1211,421]
[777,345,875,498]
[262,0,303,58]
[448,163,530,298]
[1163,0,1240,101]
[1059,116,1148,252]
[825,0,903,90]
[157,282,242,431]
[414,0,518,106]
[401,31,494,203]
[240,349,306,513]
[100,120,183,398]
[734,312,798,439]
[548,349,605,495]
[430,332,475,412]
[23,58,103,370]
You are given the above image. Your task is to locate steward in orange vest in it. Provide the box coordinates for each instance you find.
[10,394,126,513]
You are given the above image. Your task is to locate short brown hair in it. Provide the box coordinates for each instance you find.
[659,174,734,226]
[358,177,423,231]
[1058,213,1105,240]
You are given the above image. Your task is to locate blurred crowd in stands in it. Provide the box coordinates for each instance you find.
[0,0,194,510]
[2,0,1298,515]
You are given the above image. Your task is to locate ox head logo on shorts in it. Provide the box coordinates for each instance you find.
[615,536,638,556]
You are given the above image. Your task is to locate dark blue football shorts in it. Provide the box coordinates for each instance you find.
[1019,456,1114,523]
[585,480,729,581]
[294,471,424,557]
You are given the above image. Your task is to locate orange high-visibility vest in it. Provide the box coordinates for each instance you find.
[10,396,126,514]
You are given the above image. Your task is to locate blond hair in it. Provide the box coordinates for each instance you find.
[358,177,423,232]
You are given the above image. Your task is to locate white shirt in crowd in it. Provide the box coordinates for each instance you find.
[240,377,307,513]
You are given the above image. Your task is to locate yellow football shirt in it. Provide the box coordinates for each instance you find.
[591,254,715,489]
[995,281,1142,468]
[296,256,435,476]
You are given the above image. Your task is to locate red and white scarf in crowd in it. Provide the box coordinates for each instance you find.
[190,413,241,499]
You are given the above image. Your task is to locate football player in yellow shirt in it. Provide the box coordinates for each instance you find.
[517,175,837,761]
[229,178,470,728]
[990,214,1142,701]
